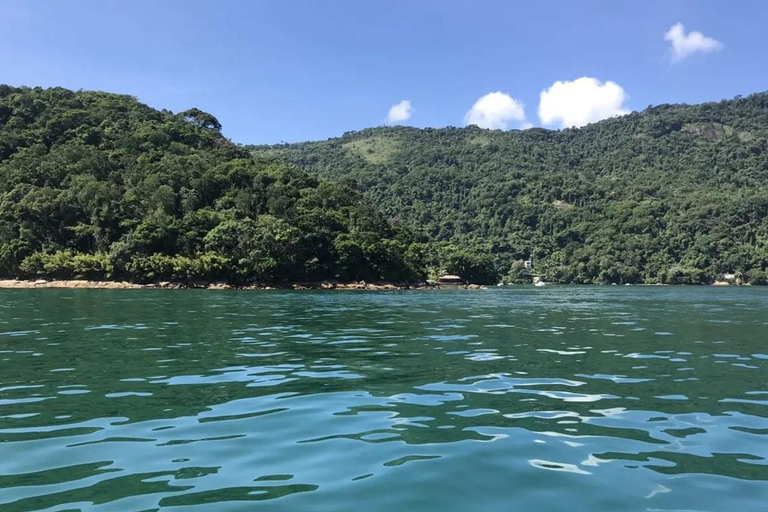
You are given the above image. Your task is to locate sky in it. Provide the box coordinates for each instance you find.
[1,0,767,144]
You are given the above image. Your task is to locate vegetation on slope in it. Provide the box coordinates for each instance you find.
[251,92,768,284]
[0,86,425,284]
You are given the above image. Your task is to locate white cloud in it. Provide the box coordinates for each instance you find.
[664,22,722,62]
[464,92,526,130]
[538,77,630,129]
[386,100,413,124]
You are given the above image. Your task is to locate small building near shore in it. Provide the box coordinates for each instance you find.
[436,274,464,285]
[718,272,743,285]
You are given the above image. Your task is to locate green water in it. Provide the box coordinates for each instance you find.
[1,287,767,511]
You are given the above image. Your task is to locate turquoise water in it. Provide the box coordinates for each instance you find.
[1,287,767,511]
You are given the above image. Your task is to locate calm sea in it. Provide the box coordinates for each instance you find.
[1,287,767,511]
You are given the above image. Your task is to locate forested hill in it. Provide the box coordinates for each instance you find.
[251,92,768,284]
[3,86,767,286]
[0,86,426,284]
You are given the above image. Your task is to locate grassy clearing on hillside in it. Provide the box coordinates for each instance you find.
[342,135,401,164]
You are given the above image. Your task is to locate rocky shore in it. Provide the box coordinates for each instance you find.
[0,279,465,291]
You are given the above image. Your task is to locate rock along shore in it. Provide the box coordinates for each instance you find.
[0,279,466,291]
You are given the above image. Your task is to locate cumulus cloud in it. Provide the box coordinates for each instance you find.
[464,92,526,130]
[387,100,413,124]
[664,23,722,62]
[538,77,629,129]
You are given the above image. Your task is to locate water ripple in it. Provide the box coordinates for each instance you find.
[0,287,767,511]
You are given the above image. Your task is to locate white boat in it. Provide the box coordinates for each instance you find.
[534,281,546,287]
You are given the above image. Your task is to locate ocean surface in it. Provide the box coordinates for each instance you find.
[1,287,767,511]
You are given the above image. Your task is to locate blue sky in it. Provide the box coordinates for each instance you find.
[1,0,766,144]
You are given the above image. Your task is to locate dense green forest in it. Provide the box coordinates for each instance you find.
[0,86,426,284]
[3,86,767,286]
[251,92,768,284]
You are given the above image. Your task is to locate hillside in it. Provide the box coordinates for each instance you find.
[251,92,768,284]
[0,86,425,284]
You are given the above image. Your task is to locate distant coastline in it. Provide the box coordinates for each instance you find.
[0,279,755,290]
[0,279,443,291]
[3,87,768,289]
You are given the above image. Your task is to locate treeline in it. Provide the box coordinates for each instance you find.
[4,85,768,286]
[0,86,425,284]
[252,92,768,284]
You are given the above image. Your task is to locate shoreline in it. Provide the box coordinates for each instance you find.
[0,279,451,291]
[0,279,755,290]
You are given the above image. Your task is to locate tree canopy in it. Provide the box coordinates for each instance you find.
[251,92,768,284]
[3,85,767,286]
[0,86,425,284]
